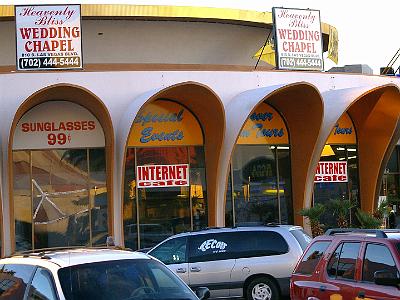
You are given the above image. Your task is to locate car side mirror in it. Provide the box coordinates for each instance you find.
[374,270,400,287]
[194,287,210,300]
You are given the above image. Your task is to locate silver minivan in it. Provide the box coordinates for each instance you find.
[147,225,311,300]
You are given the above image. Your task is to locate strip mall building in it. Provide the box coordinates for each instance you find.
[0,4,399,256]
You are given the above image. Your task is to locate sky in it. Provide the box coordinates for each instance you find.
[5,0,400,74]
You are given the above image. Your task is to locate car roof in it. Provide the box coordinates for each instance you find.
[167,225,304,238]
[315,229,400,243]
[1,248,150,269]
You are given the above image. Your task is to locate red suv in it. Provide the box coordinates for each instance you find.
[291,229,400,300]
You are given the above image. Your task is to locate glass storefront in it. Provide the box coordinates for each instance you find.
[225,103,292,226]
[313,113,359,227]
[381,145,400,206]
[123,100,207,250]
[12,101,108,252]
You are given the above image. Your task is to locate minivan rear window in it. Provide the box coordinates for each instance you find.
[295,241,331,275]
[290,229,312,250]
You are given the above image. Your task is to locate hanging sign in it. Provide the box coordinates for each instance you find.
[136,164,190,188]
[326,113,356,144]
[237,103,288,145]
[273,7,323,71]
[128,100,203,147]
[13,101,105,150]
[15,4,82,70]
[314,161,348,183]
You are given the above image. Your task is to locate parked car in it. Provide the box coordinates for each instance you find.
[291,228,400,300]
[147,225,311,300]
[0,248,210,300]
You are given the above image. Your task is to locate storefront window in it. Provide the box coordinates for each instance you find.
[313,113,359,227]
[227,145,292,226]
[123,100,207,250]
[381,146,400,206]
[12,101,108,252]
[225,102,292,226]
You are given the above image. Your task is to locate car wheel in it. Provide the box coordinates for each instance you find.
[246,277,279,300]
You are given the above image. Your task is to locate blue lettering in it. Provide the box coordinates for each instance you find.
[140,127,184,143]
[334,124,352,135]
[250,112,273,122]
[134,109,185,126]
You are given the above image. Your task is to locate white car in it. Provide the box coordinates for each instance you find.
[0,248,210,300]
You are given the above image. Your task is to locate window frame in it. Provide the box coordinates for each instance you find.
[294,240,331,275]
[361,242,399,283]
[326,241,361,282]
[148,236,189,265]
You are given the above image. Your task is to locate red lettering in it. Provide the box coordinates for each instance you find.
[21,123,29,132]
[88,121,95,130]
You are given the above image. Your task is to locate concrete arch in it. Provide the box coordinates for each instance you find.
[116,81,225,246]
[316,84,400,214]
[7,83,114,254]
[218,82,324,227]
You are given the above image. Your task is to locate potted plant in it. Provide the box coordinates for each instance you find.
[299,203,326,237]
[328,198,357,228]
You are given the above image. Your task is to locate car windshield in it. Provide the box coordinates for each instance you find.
[58,259,198,300]
[290,229,312,251]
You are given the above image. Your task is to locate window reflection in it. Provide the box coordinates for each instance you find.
[227,145,292,226]
[313,145,359,227]
[13,148,108,252]
[123,146,208,250]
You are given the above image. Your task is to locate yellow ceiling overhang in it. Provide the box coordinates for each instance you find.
[0,4,333,36]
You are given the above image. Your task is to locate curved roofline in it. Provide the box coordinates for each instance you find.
[0,4,334,35]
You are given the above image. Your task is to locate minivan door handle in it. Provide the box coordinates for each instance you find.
[190,266,201,272]
[176,268,187,273]
[358,291,365,299]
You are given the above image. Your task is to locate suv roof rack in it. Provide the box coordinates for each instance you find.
[325,228,390,238]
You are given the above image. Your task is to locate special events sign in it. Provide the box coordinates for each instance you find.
[15,5,82,70]
[273,7,323,71]
[314,161,348,183]
[136,164,190,188]
[13,101,105,150]
[128,100,203,147]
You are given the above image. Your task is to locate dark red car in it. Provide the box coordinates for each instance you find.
[291,229,400,300]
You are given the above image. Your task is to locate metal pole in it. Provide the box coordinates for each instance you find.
[275,146,281,224]
[87,148,92,247]
[134,148,141,250]
[254,30,272,70]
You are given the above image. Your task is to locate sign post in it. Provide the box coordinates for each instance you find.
[273,7,323,71]
[15,4,82,71]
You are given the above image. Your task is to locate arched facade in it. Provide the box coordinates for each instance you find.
[8,84,114,253]
[219,83,324,227]
[117,82,225,249]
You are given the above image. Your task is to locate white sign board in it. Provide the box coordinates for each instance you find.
[15,5,82,70]
[273,7,323,71]
[137,164,190,188]
[13,101,105,150]
[314,161,348,183]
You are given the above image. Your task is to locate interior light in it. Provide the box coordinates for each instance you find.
[336,147,346,151]
[348,156,357,159]
[321,145,335,156]
[347,148,357,152]
[270,146,276,149]
[338,157,346,161]
[277,146,290,150]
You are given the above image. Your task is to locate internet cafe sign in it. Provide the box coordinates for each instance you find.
[137,164,190,188]
[273,7,323,71]
[15,5,82,70]
[314,161,348,183]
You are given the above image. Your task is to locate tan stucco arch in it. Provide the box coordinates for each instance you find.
[347,86,400,212]
[8,83,114,253]
[118,81,225,238]
[313,85,400,216]
[219,83,324,226]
